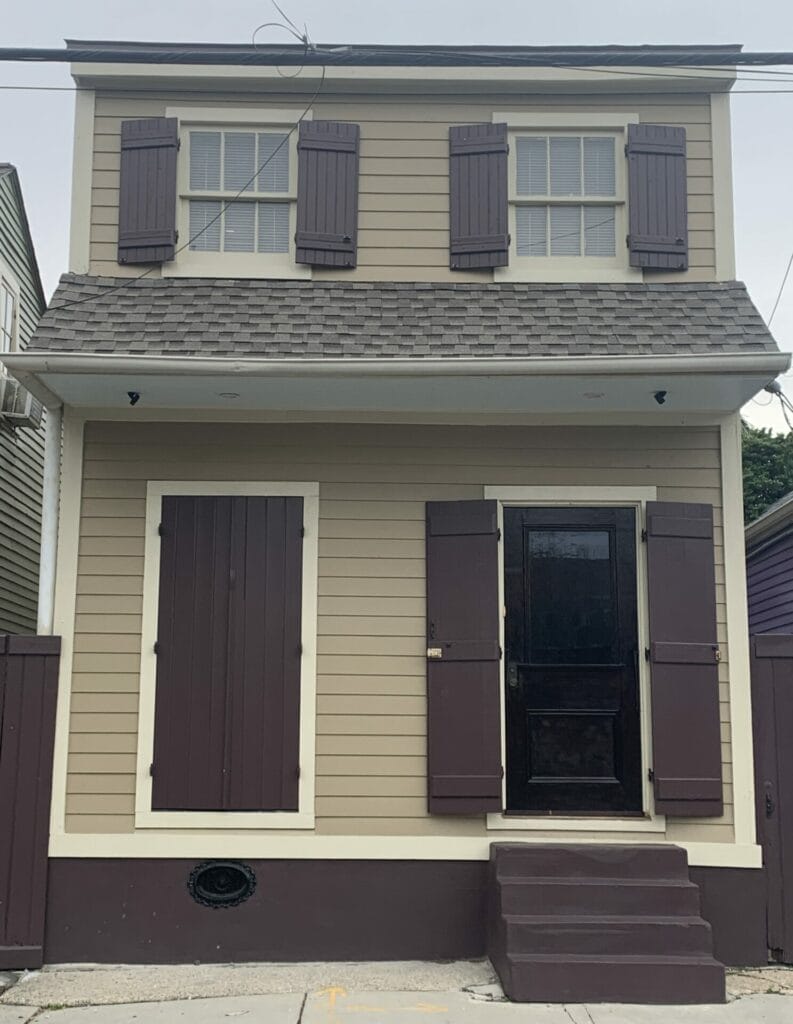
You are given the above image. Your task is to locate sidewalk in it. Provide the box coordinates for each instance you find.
[1,961,792,1022]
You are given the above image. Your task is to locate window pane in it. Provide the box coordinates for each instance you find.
[528,529,617,664]
[224,202,255,251]
[224,132,256,192]
[516,137,547,195]
[515,206,547,256]
[549,137,581,196]
[549,205,581,255]
[189,132,221,191]
[584,205,616,257]
[257,133,290,193]
[257,202,290,253]
[188,200,222,251]
[584,137,616,196]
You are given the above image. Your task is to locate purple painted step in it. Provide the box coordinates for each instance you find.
[498,877,701,916]
[487,843,726,1005]
[503,954,726,1004]
[502,914,713,956]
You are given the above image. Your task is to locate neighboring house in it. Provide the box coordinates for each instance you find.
[4,41,792,1003]
[0,164,45,632]
[746,491,793,634]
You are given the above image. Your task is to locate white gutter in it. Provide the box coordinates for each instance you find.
[4,350,790,381]
[36,401,63,635]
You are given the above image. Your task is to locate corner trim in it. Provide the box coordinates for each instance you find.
[710,93,737,281]
[68,88,95,274]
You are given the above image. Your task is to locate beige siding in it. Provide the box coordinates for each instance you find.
[88,91,717,282]
[65,421,733,845]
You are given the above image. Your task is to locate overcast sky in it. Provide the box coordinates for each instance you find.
[3,0,793,430]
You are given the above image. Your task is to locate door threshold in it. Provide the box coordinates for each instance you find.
[487,811,666,833]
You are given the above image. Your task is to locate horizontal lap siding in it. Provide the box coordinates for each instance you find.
[89,93,716,281]
[65,422,731,842]
[747,531,793,634]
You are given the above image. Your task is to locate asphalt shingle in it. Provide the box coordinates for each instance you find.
[30,275,779,360]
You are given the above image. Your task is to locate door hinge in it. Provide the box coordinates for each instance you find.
[648,768,655,782]
[154,641,160,655]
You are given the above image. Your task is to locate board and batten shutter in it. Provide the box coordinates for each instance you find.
[646,501,723,816]
[295,120,360,267]
[117,117,179,265]
[151,495,303,812]
[425,500,503,814]
[449,123,509,270]
[626,123,688,271]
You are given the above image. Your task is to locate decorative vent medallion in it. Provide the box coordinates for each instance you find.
[188,860,256,908]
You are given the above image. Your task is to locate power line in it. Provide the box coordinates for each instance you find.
[768,249,793,327]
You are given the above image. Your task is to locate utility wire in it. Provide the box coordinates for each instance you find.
[768,249,793,327]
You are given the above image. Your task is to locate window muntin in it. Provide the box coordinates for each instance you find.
[0,280,16,354]
[513,134,620,260]
[185,128,291,255]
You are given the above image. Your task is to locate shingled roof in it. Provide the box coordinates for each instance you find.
[31,275,778,360]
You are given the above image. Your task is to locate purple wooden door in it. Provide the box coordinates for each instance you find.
[751,633,793,962]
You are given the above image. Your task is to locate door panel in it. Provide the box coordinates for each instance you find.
[505,507,642,814]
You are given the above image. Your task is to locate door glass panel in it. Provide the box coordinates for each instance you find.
[527,529,616,664]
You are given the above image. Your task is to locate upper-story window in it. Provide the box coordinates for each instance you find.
[186,129,292,255]
[510,132,627,274]
[0,274,18,356]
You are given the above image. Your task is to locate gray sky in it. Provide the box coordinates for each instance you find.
[3,0,793,430]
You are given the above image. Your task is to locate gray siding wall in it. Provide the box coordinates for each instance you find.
[747,531,793,635]
[0,172,45,633]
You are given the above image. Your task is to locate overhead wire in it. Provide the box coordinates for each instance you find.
[768,249,793,327]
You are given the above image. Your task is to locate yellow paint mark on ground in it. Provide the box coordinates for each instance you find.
[317,986,347,1010]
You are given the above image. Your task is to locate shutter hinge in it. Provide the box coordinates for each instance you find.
[296,764,301,780]
[641,528,647,542]
[500,765,505,779]
[149,762,155,777]
[496,528,502,542]
[158,522,164,537]
[297,642,303,656]
[154,641,160,655]
[300,525,306,538]
[644,646,650,662]
[626,234,631,248]
[625,143,630,157]
[648,768,655,782]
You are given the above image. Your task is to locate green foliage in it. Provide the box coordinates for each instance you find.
[742,421,793,523]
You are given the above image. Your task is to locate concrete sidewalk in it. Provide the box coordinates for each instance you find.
[1,961,793,1023]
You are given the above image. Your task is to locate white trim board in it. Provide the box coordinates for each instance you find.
[135,480,319,830]
[484,485,662,833]
[68,88,95,274]
[47,832,762,869]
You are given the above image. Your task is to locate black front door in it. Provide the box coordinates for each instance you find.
[504,506,642,814]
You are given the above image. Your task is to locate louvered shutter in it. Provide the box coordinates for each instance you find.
[425,501,503,814]
[626,123,689,271]
[295,120,360,267]
[152,496,303,811]
[118,118,179,264]
[646,501,723,816]
[449,123,509,270]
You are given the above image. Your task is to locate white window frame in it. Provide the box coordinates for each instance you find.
[483,485,665,834]
[0,254,21,362]
[135,480,319,830]
[163,106,312,280]
[493,112,643,284]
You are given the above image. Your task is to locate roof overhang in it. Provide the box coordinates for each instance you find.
[746,492,793,548]
[5,351,789,417]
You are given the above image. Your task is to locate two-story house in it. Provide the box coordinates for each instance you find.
[5,40,791,1003]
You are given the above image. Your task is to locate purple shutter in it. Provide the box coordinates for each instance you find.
[646,501,723,816]
[449,123,509,271]
[295,120,360,268]
[627,123,688,271]
[118,117,178,265]
[426,501,502,814]
[152,496,303,811]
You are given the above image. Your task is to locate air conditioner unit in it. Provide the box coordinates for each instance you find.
[0,374,43,429]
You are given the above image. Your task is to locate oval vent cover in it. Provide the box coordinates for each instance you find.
[188,860,256,909]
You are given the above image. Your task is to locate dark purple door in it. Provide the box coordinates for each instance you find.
[504,507,642,814]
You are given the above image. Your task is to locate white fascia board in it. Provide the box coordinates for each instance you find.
[5,351,790,381]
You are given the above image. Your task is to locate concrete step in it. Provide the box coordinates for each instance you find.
[496,876,702,916]
[491,842,689,880]
[501,914,713,956]
[502,952,726,1004]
